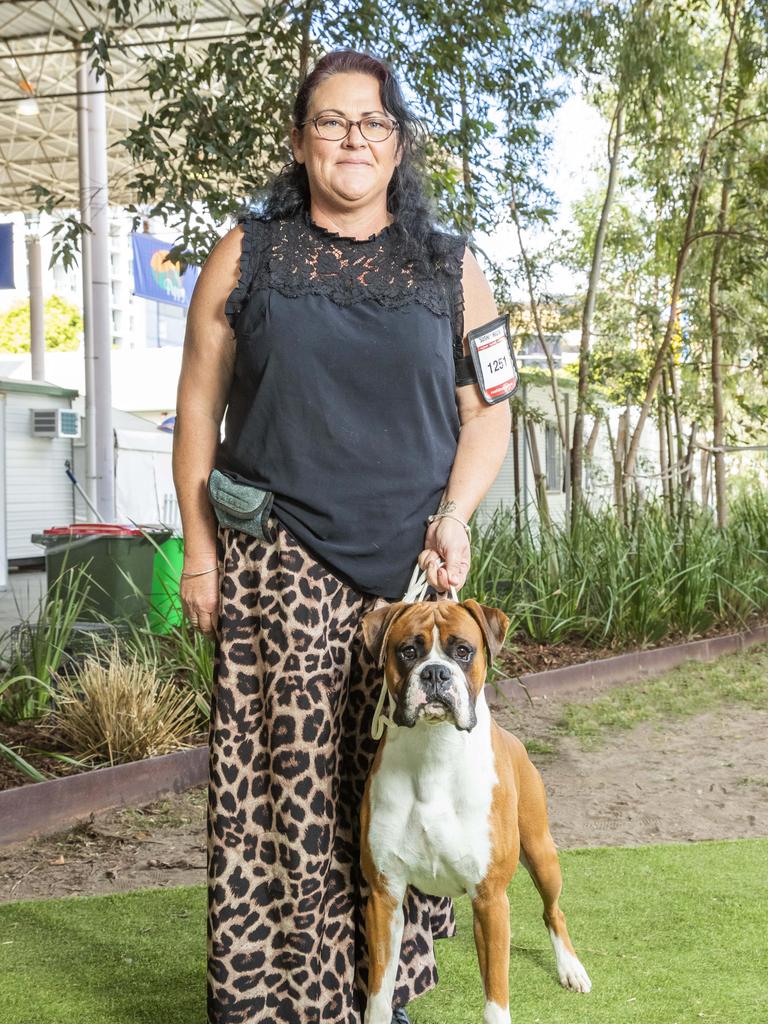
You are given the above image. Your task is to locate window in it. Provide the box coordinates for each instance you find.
[545,423,562,491]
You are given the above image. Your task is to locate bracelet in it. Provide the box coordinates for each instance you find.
[426,512,472,544]
[181,565,219,578]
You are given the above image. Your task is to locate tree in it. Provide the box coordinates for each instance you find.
[622,0,767,498]
[0,295,83,354]
[552,0,729,526]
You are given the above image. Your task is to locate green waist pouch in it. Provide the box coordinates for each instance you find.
[207,468,274,541]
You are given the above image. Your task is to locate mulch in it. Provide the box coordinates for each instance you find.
[0,719,79,791]
[0,719,208,792]
[498,611,768,679]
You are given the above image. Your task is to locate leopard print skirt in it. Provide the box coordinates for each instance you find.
[207,518,456,1024]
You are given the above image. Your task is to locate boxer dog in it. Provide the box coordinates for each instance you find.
[360,599,591,1024]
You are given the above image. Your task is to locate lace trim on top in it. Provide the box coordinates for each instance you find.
[224,208,466,349]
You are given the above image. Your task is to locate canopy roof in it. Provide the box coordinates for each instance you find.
[0,1,260,212]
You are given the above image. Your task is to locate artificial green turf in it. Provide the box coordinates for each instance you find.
[1,840,766,1024]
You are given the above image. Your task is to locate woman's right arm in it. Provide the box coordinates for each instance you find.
[173,224,244,637]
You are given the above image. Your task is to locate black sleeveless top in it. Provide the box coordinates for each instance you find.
[217,207,467,600]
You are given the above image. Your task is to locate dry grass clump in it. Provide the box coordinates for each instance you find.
[49,642,199,765]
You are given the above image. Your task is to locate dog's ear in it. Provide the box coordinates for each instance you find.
[361,601,410,669]
[461,600,509,661]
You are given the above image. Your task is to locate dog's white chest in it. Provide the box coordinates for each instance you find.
[367,696,497,899]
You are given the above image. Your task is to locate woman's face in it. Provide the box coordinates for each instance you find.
[291,72,402,213]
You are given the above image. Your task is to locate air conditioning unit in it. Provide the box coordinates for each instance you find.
[31,408,81,439]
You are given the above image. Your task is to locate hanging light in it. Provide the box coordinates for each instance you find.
[17,79,39,116]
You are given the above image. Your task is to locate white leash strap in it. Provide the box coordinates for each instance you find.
[402,560,460,603]
[371,682,397,741]
[371,559,459,740]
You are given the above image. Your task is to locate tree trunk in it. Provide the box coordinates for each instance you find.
[583,415,601,500]
[586,415,601,460]
[667,353,684,513]
[509,180,567,453]
[662,369,676,520]
[700,449,711,508]
[571,99,625,531]
[658,390,670,514]
[623,3,741,483]
[512,405,522,534]
[459,66,476,234]
[709,136,736,528]
[298,3,315,83]
[682,421,698,506]
[525,419,551,531]
[614,411,628,522]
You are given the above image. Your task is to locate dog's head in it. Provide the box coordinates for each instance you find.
[361,599,509,732]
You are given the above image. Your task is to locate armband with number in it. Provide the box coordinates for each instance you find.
[456,313,519,404]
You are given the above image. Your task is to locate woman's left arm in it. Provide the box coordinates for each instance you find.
[418,247,512,593]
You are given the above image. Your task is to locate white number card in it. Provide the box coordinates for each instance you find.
[467,314,519,404]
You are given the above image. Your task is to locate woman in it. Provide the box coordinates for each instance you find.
[174,49,511,1024]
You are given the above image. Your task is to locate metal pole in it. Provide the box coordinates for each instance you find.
[86,50,115,521]
[76,48,98,507]
[25,219,45,380]
[521,380,529,530]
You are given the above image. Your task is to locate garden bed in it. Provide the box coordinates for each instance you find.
[2,613,767,852]
[0,720,208,792]
[0,719,73,791]
[0,743,209,849]
[498,609,768,678]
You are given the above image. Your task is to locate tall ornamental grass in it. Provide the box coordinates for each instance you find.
[48,641,199,765]
[464,489,768,649]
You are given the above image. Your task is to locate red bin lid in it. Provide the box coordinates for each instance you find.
[43,523,146,537]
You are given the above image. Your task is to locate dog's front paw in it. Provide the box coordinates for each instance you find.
[558,955,592,993]
[482,1001,511,1024]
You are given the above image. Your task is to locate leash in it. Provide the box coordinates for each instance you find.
[370,560,459,740]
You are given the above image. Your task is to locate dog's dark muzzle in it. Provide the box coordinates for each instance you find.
[419,663,454,703]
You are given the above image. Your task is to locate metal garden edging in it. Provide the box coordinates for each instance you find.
[0,745,207,849]
[485,623,768,706]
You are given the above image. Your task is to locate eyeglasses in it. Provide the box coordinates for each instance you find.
[298,113,399,143]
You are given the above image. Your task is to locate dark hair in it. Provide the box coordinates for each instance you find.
[257,49,464,275]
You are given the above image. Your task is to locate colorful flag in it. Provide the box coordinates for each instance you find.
[131,231,200,307]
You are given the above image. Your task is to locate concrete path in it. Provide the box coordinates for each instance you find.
[0,569,46,634]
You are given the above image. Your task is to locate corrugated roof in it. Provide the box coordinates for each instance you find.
[0,1,262,211]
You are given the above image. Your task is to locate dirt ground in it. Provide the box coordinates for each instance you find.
[492,698,768,847]
[2,695,767,904]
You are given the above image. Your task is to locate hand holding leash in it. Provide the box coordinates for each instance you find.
[418,515,471,593]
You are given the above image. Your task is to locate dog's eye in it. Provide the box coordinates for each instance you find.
[399,645,417,660]
[455,644,472,660]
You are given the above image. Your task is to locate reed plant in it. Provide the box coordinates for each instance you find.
[463,488,768,650]
[0,564,93,724]
[47,641,199,765]
[115,615,214,722]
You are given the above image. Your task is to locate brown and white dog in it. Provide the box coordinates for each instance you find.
[360,599,591,1024]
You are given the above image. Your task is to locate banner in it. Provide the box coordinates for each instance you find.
[0,223,14,289]
[131,231,200,308]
